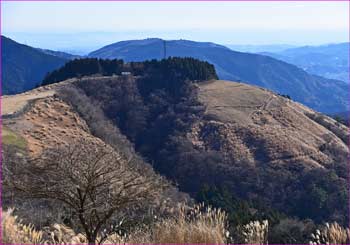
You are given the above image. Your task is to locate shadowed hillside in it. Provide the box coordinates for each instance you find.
[1,36,68,95]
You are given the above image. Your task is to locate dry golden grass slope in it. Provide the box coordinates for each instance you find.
[190,80,349,168]
[1,76,114,155]
[2,89,91,155]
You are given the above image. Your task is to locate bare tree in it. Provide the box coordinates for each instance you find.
[4,139,164,244]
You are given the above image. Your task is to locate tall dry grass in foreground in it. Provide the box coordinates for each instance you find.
[1,208,45,244]
[3,206,349,244]
[1,204,229,244]
[309,222,350,244]
[240,220,269,244]
[121,204,229,244]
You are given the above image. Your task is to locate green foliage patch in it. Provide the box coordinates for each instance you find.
[2,127,27,149]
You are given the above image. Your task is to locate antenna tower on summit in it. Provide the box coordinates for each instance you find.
[163,40,167,59]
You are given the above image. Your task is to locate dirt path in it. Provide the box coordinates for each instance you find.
[248,94,276,118]
[262,94,276,110]
[2,91,55,116]
[1,76,115,117]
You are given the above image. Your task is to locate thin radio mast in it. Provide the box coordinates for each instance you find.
[163,40,167,59]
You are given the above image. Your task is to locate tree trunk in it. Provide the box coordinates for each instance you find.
[87,235,97,245]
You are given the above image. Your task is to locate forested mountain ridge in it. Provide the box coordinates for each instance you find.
[42,57,218,87]
[89,38,349,113]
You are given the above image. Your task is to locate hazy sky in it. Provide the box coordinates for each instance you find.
[2,1,348,52]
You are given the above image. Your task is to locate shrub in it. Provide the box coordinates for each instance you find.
[268,218,316,244]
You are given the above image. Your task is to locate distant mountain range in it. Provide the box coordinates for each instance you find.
[36,48,81,60]
[3,36,348,114]
[2,36,68,95]
[261,43,349,83]
[89,38,348,113]
[227,44,297,53]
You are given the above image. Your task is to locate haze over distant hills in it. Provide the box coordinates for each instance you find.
[227,44,297,53]
[89,38,349,113]
[261,43,349,83]
[36,48,81,60]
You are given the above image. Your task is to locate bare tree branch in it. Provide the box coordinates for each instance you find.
[4,138,165,244]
